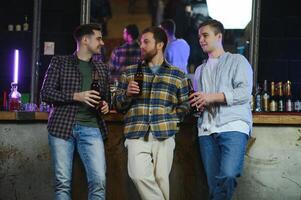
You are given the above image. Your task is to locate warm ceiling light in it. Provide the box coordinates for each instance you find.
[207,0,252,29]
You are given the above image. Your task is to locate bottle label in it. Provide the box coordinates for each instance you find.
[255,95,262,112]
[263,94,269,112]
[278,100,284,112]
[270,100,277,112]
[294,101,301,112]
[286,100,292,112]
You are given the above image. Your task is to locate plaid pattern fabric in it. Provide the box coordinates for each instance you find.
[115,61,190,139]
[109,41,141,74]
[40,54,110,139]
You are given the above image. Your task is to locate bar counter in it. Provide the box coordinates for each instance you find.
[1,111,301,124]
[1,111,301,199]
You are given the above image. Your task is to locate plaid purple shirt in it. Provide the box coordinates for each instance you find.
[109,41,141,75]
[40,54,110,139]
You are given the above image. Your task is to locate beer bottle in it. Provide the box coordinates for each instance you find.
[262,80,270,112]
[269,81,277,112]
[188,79,202,117]
[134,62,143,95]
[90,79,104,110]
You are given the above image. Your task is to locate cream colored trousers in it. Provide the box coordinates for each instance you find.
[125,134,175,200]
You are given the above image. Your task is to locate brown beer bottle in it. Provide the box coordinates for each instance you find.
[134,62,144,95]
[90,79,104,110]
[188,79,202,117]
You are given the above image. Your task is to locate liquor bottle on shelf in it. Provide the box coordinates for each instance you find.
[294,97,301,112]
[285,80,293,112]
[269,81,277,112]
[8,82,21,111]
[262,80,270,112]
[255,83,262,112]
[23,15,29,31]
[277,82,285,112]
[2,91,8,111]
[187,79,202,117]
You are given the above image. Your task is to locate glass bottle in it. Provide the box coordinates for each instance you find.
[294,98,301,112]
[188,79,202,117]
[90,79,104,110]
[110,78,119,110]
[255,83,262,112]
[8,82,21,111]
[269,81,277,112]
[134,63,143,96]
[2,91,8,111]
[277,82,284,112]
[23,15,29,31]
[262,80,270,112]
[285,80,293,112]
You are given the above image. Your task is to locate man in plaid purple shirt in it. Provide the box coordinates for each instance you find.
[109,24,141,80]
[40,24,110,200]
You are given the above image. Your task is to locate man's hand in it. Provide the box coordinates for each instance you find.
[73,90,101,107]
[100,101,109,114]
[126,81,140,96]
[189,92,207,110]
[189,92,226,109]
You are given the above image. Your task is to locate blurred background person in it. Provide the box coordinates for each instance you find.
[109,24,141,81]
[160,19,190,74]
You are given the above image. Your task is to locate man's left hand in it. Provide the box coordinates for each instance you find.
[100,101,109,114]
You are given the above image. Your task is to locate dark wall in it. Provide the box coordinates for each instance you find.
[0,0,80,103]
[38,0,81,99]
[258,0,301,98]
[0,1,34,98]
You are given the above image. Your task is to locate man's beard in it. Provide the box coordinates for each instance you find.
[141,48,157,62]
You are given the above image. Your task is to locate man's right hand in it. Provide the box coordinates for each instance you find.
[73,90,100,107]
[126,81,140,96]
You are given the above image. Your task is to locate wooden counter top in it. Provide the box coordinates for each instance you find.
[252,112,301,125]
[1,111,301,125]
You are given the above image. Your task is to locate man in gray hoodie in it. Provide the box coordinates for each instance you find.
[189,19,253,200]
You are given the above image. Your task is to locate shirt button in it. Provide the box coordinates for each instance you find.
[149,111,152,114]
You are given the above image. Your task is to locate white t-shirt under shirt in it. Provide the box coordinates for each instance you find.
[197,57,250,137]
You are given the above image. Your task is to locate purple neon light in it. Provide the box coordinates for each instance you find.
[14,49,19,84]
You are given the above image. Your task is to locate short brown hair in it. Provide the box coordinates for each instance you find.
[199,19,224,36]
[141,26,168,52]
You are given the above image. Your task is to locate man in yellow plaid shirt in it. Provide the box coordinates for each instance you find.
[115,26,190,200]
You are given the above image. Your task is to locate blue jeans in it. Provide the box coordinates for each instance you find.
[48,124,106,200]
[198,131,248,200]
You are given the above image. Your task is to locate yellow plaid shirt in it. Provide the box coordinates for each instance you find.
[115,61,190,139]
